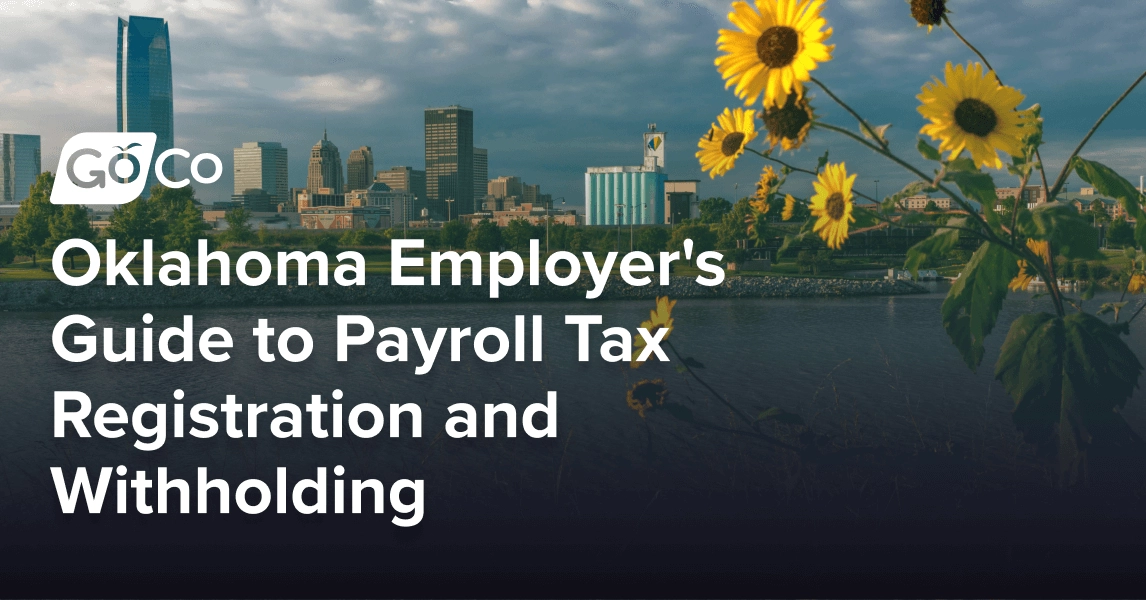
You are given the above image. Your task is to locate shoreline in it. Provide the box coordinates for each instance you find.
[0,275,928,312]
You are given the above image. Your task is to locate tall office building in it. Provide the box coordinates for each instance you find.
[233,142,288,205]
[375,166,427,204]
[308,130,343,194]
[523,183,540,205]
[425,106,474,218]
[473,147,488,208]
[346,146,374,192]
[117,16,173,197]
[0,134,41,204]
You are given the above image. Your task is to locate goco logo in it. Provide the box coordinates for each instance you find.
[50,132,223,205]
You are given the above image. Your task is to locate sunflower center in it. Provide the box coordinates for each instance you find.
[910,0,946,26]
[763,96,811,140]
[825,192,846,221]
[756,26,799,68]
[954,98,998,137]
[721,132,746,156]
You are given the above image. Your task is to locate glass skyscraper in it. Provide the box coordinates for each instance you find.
[425,106,474,218]
[0,134,41,204]
[117,15,174,197]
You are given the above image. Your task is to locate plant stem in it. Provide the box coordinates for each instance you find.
[745,147,818,175]
[810,77,888,149]
[1048,69,1146,201]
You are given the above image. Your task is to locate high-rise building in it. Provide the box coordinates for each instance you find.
[473,147,488,207]
[0,134,41,204]
[374,166,426,203]
[487,175,523,199]
[233,142,288,206]
[308,130,343,194]
[346,146,374,192]
[117,16,173,197]
[425,106,474,218]
[523,183,540,205]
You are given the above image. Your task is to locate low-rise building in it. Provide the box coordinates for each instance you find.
[0,204,18,235]
[297,187,390,231]
[463,203,580,228]
[898,194,951,211]
[665,180,700,224]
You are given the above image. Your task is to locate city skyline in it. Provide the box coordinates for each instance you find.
[0,1,1144,207]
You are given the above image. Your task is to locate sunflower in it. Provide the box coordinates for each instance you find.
[627,380,669,418]
[809,163,856,250]
[715,0,834,109]
[751,165,778,213]
[1009,239,1050,292]
[909,0,946,32]
[761,93,815,151]
[917,62,1026,170]
[1129,273,1146,294]
[632,296,677,369]
[782,194,797,220]
[697,107,758,178]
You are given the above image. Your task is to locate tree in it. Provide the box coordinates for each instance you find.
[163,200,211,253]
[1087,200,1111,224]
[1108,216,1135,248]
[46,204,96,269]
[634,227,670,254]
[502,218,537,251]
[314,234,338,255]
[466,220,502,252]
[668,223,717,258]
[698,197,732,224]
[716,198,753,249]
[0,237,14,266]
[106,198,159,251]
[440,219,470,249]
[924,200,939,212]
[8,172,57,264]
[222,207,255,244]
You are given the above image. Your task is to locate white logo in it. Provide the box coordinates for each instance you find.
[51,132,223,205]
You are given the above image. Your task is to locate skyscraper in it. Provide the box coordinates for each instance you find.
[117,16,173,197]
[233,142,288,206]
[424,106,474,218]
[346,146,374,192]
[374,166,426,202]
[473,147,487,210]
[0,134,41,204]
[308,130,343,194]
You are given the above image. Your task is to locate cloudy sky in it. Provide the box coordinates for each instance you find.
[1,0,1144,206]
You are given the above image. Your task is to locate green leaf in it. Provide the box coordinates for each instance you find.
[816,150,830,172]
[945,157,979,173]
[755,407,805,426]
[943,241,1019,369]
[996,312,1142,482]
[917,138,942,162]
[1073,157,1146,220]
[1019,204,1102,259]
[944,169,1001,229]
[905,217,964,278]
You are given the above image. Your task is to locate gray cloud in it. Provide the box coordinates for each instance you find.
[0,0,1143,206]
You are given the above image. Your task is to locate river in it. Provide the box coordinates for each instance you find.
[4,287,1146,590]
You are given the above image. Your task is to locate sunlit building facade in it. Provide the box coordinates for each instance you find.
[233,142,288,206]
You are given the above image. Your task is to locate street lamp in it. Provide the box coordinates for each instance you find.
[445,197,455,222]
[615,203,625,252]
[630,203,646,252]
